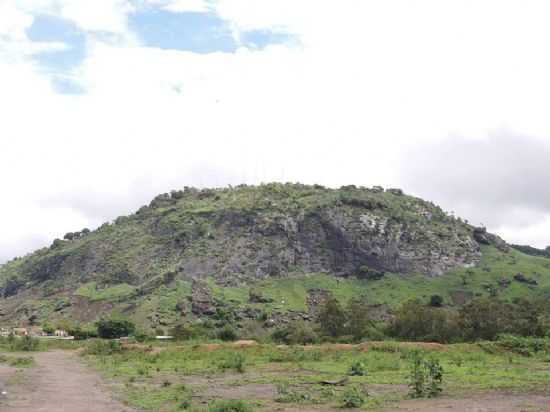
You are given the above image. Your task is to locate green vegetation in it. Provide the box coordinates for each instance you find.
[207,400,254,412]
[0,354,34,367]
[0,183,519,330]
[80,339,550,411]
[408,351,443,398]
[0,335,41,352]
[75,282,136,301]
[96,317,136,339]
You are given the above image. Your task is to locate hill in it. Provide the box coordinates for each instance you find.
[0,183,548,329]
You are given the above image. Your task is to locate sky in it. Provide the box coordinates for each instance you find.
[1,0,550,263]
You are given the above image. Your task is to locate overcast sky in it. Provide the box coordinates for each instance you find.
[1,0,550,263]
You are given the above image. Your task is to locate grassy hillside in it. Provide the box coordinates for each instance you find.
[0,183,548,329]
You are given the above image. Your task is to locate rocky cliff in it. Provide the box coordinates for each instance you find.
[0,183,509,327]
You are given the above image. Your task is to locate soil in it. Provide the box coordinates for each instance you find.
[0,350,135,412]
[373,391,550,412]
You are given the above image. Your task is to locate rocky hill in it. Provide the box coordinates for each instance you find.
[0,183,544,329]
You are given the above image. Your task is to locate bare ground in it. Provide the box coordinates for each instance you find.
[0,350,135,412]
[373,391,550,412]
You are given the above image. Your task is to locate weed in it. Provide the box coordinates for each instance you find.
[83,340,123,356]
[341,386,367,408]
[408,351,443,398]
[207,399,254,412]
[348,361,367,376]
[219,353,246,373]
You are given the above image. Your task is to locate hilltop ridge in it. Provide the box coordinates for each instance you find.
[1,183,544,329]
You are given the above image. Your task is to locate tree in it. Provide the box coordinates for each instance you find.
[318,298,347,337]
[96,318,135,339]
[388,300,460,343]
[346,299,372,341]
[459,298,509,341]
[429,295,444,307]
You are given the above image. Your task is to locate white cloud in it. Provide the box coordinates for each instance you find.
[148,0,212,13]
[2,0,550,262]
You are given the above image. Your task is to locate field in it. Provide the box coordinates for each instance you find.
[2,337,550,411]
[82,339,550,411]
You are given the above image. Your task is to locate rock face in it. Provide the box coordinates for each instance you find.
[307,288,333,317]
[473,227,510,253]
[190,281,215,316]
[0,184,499,300]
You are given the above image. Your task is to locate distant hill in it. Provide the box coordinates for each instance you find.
[0,183,548,329]
[510,244,550,258]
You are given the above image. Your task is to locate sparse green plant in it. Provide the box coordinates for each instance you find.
[348,361,367,376]
[218,325,238,342]
[408,351,443,398]
[207,399,254,412]
[83,340,123,356]
[219,353,246,373]
[11,335,40,352]
[341,386,367,408]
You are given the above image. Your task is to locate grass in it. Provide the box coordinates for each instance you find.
[82,340,550,411]
[74,282,136,301]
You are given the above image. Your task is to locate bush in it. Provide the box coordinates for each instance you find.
[341,386,367,408]
[11,336,40,352]
[271,321,318,345]
[96,318,135,339]
[318,298,347,338]
[346,299,373,341]
[83,340,123,356]
[408,351,443,398]
[494,334,550,356]
[171,323,211,341]
[218,325,238,342]
[388,300,461,343]
[275,382,312,403]
[68,326,98,341]
[219,353,246,373]
[348,361,367,376]
[207,399,254,412]
[429,295,444,307]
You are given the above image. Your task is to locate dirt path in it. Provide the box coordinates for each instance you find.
[375,391,550,412]
[0,350,135,412]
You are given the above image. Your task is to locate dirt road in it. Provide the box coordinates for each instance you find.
[0,350,135,412]
[375,391,550,412]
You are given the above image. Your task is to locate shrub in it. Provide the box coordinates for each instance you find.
[83,340,123,356]
[341,386,367,408]
[348,361,367,376]
[11,336,40,352]
[356,266,385,280]
[408,351,443,398]
[207,400,254,412]
[271,321,318,345]
[96,318,135,339]
[69,326,98,341]
[318,298,347,338]
[171,323,211,341]
[388,300,461,343]
[429,295,444,307]
[219,353,246,373]
[218,325,238,342]
[346,299,373,341]
[275,383,312,403]
[494,334,550,356]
